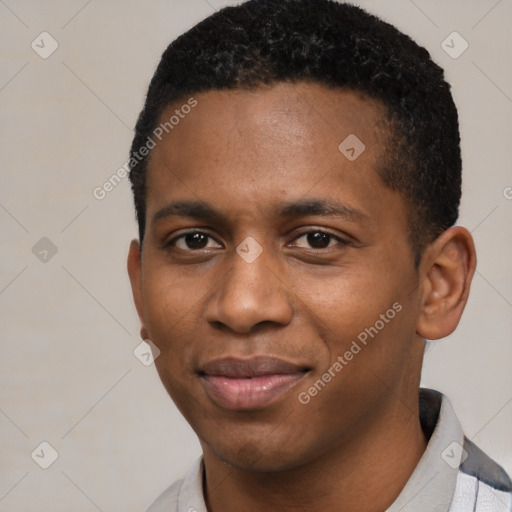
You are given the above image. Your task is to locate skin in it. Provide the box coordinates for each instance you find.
[127,82,476,512]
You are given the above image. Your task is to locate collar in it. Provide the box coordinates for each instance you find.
[387,388,463,511]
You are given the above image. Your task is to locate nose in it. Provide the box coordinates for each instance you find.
[205,244,294,334]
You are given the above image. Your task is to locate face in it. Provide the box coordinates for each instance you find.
[128,82,426,472]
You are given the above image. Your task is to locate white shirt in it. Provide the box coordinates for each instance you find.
[145,389,512,512]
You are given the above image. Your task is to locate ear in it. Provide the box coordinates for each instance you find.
[127,239,149,340]
[416,226,477,340]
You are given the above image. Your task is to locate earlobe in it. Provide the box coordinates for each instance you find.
[416,227,476,340]
[127,239,149,340]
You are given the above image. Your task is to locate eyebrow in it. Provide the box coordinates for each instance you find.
[279,199,366,221]
[151,198,367,227]
[152,201,223,226]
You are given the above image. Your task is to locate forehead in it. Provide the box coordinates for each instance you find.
[155,82,388,162]
[145,82,401,229]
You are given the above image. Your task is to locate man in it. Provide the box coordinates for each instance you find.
[126,1,512,510]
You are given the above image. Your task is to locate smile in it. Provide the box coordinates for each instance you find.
[199,356,310,410]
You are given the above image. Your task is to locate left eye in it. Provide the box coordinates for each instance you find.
[291,231,345,249]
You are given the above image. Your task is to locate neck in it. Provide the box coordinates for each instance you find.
[202,392,428,512]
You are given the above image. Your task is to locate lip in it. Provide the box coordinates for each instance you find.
[199,356,309,410]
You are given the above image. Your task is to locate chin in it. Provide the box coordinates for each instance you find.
[204,434,313,474]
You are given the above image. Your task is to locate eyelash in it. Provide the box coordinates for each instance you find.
[165,229,349,252]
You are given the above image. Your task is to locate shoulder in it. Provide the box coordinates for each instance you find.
[452,437,512,511]
[144,457,205,512]
[144,478,182,512]
[461,437,512,493]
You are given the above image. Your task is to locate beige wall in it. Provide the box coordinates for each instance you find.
[1,1,511,510]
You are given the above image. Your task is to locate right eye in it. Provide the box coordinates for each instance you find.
[166,231,223,251]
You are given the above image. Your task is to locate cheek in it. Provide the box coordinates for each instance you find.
[145,280,202,408]
[288,261,416,381]
[290,264,397,336]
[141,264,201,337]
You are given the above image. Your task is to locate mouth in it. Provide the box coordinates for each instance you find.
[199,356,311,411]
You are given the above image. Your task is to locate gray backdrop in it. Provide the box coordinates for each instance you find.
[1,0,511,510]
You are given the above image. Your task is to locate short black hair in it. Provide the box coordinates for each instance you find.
[128,0,461,264]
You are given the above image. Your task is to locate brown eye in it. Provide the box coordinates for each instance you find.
[306,232,332,248]
[292,231,345,250]
[183,233,209,249]
[169,232,222,251]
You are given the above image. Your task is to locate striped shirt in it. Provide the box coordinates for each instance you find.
[146,388,512,512]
